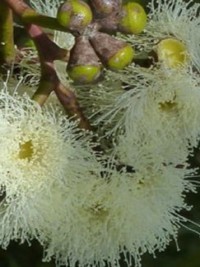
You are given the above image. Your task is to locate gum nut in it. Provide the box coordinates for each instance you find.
[119,2,147,34]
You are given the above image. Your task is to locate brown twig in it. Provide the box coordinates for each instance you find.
[26,24,91,130]
[25,24,69,62]
[55,83,92,130]
[3,0,92,130]
[3,0,68,32]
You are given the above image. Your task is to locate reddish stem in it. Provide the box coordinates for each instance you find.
[25,24,69,62]
[3,0,69,62]
[25,24,91,130]
[55,83,92,130]
[3,0,91,130]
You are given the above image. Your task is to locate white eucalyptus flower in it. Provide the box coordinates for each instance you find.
[95,66,200,165]
[188,27,200,72]
[0,84,101,247]
[42,163,197,267]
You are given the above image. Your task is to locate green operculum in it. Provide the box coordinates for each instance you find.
[108,45,134,70]
[67,65,102,83]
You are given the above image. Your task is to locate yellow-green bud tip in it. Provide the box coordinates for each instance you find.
[57,0,93,30]
[67,65,102,83]
[156,38,188,68]
[108,45,134,70]
[119,3,147,34]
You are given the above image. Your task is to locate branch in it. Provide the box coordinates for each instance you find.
[25,24,69,105]
[25,22,91,130]
[0,2,15,69]
[54,83,92,130]
[3,0,68,32]
[26,25,91,130]
[4,0,92,131]
[26,24,90,130]
[25,24,69,62]
[22,13,68,32]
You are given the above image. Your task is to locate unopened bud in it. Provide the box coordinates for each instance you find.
[90,32,134,70]
[57,0,93,32]
[119,2,147,34]
[67,36,102,83]
[90,0,122,18]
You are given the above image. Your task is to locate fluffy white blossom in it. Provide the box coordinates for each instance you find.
[94,66,200,166]
[1,1,200,266]
[147,0,199,39]
[188,27,200,72]
[42,163,197,267]
[0,81,102,247]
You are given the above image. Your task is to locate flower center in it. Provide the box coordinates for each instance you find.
[159,101,177,111]
[18,140,34,160]
[156,38,188,68]
[88,203,108,220]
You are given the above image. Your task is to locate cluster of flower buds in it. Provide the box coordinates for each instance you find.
[56,0,147,83]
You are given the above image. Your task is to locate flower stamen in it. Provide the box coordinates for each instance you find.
[18,140,34,160]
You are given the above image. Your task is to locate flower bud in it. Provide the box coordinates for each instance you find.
[67,36,102,83]
[156,38,188,68]
[57,0,93,32]
[119,2,147,34]
[97,13,120,33]
[90,32,134,70]
[90,0,122,18]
